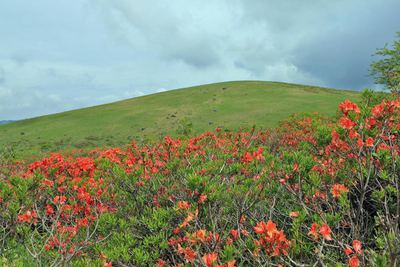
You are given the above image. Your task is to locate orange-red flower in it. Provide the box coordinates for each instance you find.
[180,212,195,228]
[371,103,384,117]
[241,152,253,163]
[191,229,206,242]
[253,220,267,235]
[339,117,356,129]
[308,223,319,240]
[340,100,360,115]
[353,240,362,254]
[45,204,54,216]
[365,117,377,129]
[198,193,207,204]
[202,252,218,267]
[292,162,299,172]
[349,130,360,139]
[157,259,166,267]
[254,220,277,236]
[178,245,197,263]
[177,201,190,210]
[215,260,236,267]
[349,255,360,267]
[230,229,239,240]
[42,179,54,187]
[173,227,180,235]
[17,210,37,224]
[344,246,353,255]
[319,224,332,241]
[331,184,349,198]
[289,211,299,218]
[53,195,66,205]
[357,139,364,148]
[254,220,290,257]
[365,137,374,147]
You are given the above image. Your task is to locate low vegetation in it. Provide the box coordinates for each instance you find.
[0,81,360,159]
[1,90,399,266]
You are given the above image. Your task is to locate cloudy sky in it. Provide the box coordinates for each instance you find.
[0,0,399,120]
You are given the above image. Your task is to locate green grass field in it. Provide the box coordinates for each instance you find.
[0,81,360,158]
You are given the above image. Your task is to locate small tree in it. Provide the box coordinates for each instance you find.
[369,32,400,93]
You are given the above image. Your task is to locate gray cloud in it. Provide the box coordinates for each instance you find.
[0,0,399,120]
[96,1,223,68]
[289,0,400,89]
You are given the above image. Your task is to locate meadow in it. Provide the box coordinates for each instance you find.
[1,85,399,266]
[0,81,360,159]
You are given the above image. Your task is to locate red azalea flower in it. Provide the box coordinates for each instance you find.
[349,255,360,267]
[340,100,360,115]
[198,193,207,204]
[353,240,362,254]
[339,117,356,130]
[177,201,190,210]
[45,204,54,216]
[357,139,364,148]
[344,246,353,255]
[157,259,166,267]
[17,210,37,224]
[365,137,374,147]
[202,252,218,267]
[371,103,384,117]
[230,229,239,240]
[331,184,349,198]
[319,224,332,241]
[308,223,319,240]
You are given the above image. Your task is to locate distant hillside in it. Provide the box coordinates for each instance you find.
[0,120,14,125]
[0,81,360,158]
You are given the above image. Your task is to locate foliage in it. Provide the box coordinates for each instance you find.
[1,95,400,266]
[370,32,400,93]
[176,117,194,137]
[0,81,360,159]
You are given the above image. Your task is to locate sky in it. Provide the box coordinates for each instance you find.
[0,0,399,120]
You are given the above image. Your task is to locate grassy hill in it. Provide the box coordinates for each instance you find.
[0,81,360,158]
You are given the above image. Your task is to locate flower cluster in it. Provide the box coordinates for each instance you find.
[2,96,400,266]
[253,220,290,257]
[14,154,115,264]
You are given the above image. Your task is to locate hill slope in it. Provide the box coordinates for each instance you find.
[0,81,360,158]
[0,120,15,125]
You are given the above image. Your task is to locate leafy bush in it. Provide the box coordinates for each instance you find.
[1,96,400,266]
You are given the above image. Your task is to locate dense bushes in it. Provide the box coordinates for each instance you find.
[1,95,400,266]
